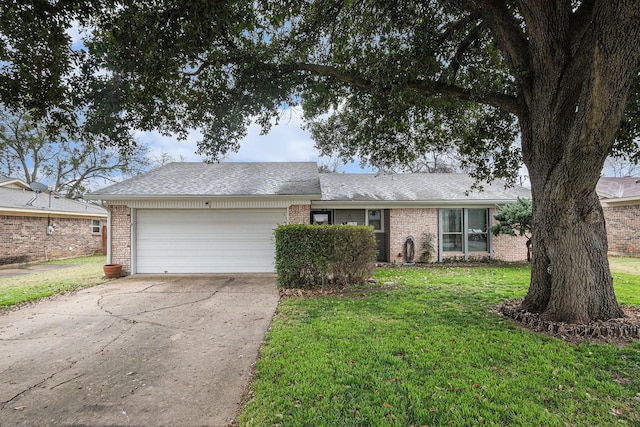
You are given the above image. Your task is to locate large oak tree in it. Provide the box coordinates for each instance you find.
[2,1,640,322]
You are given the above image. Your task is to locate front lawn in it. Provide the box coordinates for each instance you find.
[0,255,108,308]
[239,265,640,426]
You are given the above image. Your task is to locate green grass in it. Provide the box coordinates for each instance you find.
[0,255,109,308]
[240,265,640,426]
[610,257,640,306]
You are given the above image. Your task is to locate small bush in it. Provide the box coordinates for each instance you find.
[275,224,377,289]
[420,231,436,262]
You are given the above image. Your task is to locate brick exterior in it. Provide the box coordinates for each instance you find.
[0,215,104,265]
[110,205,132,274]
[387,207,529,263]
[389,208,439,264]
[108,204,309,275]
[603,203,640,257]
[105,204,531,275]
[288,204,311,224]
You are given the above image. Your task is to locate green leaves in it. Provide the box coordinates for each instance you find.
[275,224,377,289]
[2,0,639,187]
[492,197,532,238]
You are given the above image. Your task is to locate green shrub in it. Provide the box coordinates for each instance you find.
[275,224,377,289]
[420,231,436,262]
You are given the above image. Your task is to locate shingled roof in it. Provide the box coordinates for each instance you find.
[86,162,322,198]
[597,177,640,200]
[318,173,531,202]
[0,180,106,217]
[86,162,533,203]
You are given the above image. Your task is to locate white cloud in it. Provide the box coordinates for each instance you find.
[135,129,206,162]
[135,109,374,172]
[230,112,318,162]
[137,110,321,164]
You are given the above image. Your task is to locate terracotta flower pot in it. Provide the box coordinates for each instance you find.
[103,263,123,278]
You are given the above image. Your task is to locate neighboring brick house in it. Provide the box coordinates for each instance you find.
[0,178,107,265]
[86,162,531,275]
[598,177,640,257]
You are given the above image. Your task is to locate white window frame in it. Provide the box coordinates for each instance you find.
[91,219,101,235]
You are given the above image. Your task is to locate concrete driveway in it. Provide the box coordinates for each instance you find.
[0,274,279,427]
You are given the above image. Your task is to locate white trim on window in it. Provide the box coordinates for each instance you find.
[91,219,101,234]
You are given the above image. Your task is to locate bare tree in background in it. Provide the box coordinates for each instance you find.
[0,109,149,198]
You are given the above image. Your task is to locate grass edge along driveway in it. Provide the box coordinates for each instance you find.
[240,263,640,426]
[0,255,108,309]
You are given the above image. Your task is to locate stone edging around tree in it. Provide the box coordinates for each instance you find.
[499,299,640,343]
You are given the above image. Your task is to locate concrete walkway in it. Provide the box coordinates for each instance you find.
[0,274,279,426]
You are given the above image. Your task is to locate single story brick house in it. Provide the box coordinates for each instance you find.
[85,162,532,275]
[0,178,107,265]
[598,177,640,257]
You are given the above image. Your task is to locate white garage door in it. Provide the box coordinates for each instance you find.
[136,209,287,273]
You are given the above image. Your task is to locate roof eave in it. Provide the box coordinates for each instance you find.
[84,193,322,201]
[600,196,640,207]
[0,207,107,218]
[0,178,31,190]
[312,199,523,208]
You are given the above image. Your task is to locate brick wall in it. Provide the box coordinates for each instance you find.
[492,233,529,262]
[288,204,311,224]
[603,204,640,257]
[0,215,104,265]
[389,208,439,264]
[109,205,132,274]
[491,207,530,262]
[387,207,529,263]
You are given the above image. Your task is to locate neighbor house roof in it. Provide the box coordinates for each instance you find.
[0,177,31,190]
[597,177,640,201]
[316,173,531,206]
[0,179,106,218]
[597,177,640,207]
[85,162,322,199]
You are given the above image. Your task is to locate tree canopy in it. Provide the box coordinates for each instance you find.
[2,1,640,323]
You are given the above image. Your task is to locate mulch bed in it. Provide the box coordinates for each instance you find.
[499,299,640,345]
[279,282,400,298]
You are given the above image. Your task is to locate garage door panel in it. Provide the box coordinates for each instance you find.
[136,209,285,273]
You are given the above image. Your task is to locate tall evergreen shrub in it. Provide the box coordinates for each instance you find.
[275,224,377,289]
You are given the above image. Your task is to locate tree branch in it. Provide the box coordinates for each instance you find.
[449,22,485,80]
[407,80,521,115]
[474,0,530,82]
[437,10,482,44]
[569,0,595,53]
[287,63,522,115]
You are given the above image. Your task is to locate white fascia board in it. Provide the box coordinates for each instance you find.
[310,199,520,209]
[85,194,319,202]
[600,196,640,207]
[0,207,107,219]
[0,179,30,190]
[99,195,318,209]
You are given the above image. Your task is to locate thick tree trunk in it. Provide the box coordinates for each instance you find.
[521,177,624,323]
[513,1,640,323]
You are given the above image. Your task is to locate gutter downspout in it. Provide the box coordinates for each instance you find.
[106,205,112,264]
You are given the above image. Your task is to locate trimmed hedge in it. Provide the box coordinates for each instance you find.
[275,224,377,289]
